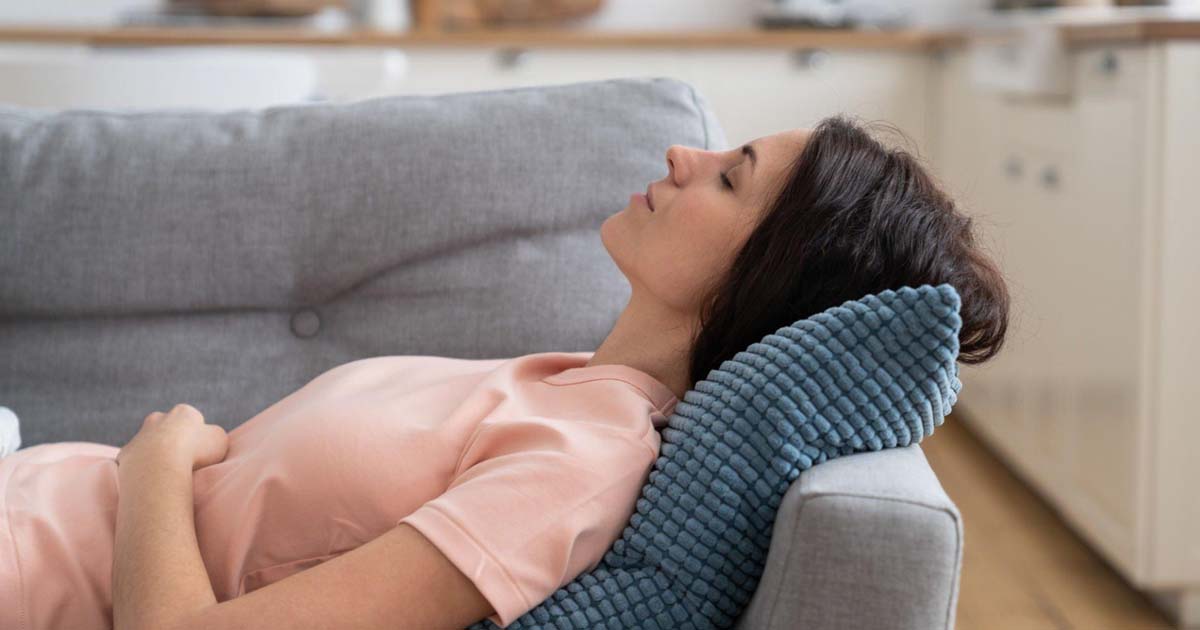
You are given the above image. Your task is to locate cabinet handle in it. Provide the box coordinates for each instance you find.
[790,48,828,70]
[1040,165,1060,189]
[495,48,530,69]
[1005,156,1023,179]
[1099,50,1119,76]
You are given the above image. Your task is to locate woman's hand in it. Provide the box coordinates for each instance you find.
[116,403,229,472]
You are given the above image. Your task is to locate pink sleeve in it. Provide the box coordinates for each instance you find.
[397,413,656,628]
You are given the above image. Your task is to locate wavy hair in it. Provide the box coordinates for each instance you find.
[687,114,1010,388]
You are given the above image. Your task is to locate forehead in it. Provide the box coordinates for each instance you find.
[755,128,810,165]
[742,129,809,207]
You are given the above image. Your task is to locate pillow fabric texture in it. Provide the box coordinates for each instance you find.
[469,283,963,630]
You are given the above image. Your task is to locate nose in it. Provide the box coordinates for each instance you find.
[666,144,720,187]
[666,145,690,186]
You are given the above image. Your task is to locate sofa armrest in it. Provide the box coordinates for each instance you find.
[734,444,963,630]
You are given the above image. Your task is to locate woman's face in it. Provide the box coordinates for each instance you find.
[602,128,810,316]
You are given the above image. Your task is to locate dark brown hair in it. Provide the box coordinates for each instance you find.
[687,114,1010,388]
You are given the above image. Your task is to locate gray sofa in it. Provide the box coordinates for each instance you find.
[0,76,962,630]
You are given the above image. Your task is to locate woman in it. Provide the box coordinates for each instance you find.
[0,114,1008,630]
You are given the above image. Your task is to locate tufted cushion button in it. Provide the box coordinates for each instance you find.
[290,308,321,338]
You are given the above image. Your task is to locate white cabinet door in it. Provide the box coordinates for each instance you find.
[672,49,931,151]
[382,48,688,97]
[934,43,1151,581]
[306,47,411,102]
[934,50,1039,474]
[481,48,689,90]
[1056,44,1149,575]
[0,43,318,110]
[384,47,932,156]
[968,135,1045,477]
[384,48,506,95]
[1151,40,1200,587]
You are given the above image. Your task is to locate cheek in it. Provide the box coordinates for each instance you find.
[647,211,739,302]
[676,208,741,264]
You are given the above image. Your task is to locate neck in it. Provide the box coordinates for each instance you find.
[586,292,697,402]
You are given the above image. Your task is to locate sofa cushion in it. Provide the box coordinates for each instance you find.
[0,77,726,447]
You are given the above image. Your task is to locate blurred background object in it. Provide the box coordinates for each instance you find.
[757,0,918,28]
[440,0,604,29]
[167,0,347,17]
[993,0,1172,8]
[356,0,411,30]
[757,0,997,28]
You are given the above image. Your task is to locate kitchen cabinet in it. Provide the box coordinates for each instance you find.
[416,48,691,93]
[0,43,322,109]
[383,47,932,154]
[1153,39,1200,601]
[0,42,931,159]
[673,49,932,153]
[934,40,1200,625]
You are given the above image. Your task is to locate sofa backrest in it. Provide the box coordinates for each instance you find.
[0,77,728,447]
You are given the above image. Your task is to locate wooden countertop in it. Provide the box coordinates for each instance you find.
[1035,16,1200,44]
[965,6,1200,45]
[0,25,958,50]
[0,14,1198,50]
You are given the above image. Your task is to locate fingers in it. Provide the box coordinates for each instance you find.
[170,403,204,421]
[144,403,205,425]
[205,422,229,448]
[199,423,231,469]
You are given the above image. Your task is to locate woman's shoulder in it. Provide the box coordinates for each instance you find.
[540,361,678,419]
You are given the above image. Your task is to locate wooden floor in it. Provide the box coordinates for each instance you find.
[921,413,1176,630]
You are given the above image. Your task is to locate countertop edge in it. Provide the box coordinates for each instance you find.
[0,22,1195,49]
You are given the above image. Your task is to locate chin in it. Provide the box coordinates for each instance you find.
[599,213,615,251]
[598,213,631,273]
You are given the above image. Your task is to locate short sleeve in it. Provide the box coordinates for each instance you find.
[397,412,656,628]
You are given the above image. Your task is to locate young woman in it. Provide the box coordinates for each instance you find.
[0,115,1008,630]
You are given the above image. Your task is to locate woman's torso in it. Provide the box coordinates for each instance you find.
[0,351,676,629]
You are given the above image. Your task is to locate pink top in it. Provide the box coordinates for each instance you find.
[0,351,679,630]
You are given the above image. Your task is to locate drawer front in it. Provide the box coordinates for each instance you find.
[0,43,318,109]
[391,48,688,97]
[674,49,931,150]
[386,48,935,158]
[486,48,687,88]
[388,49,505,95]
[1074,44,1148,100]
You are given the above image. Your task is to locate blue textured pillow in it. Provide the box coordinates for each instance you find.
[469,283,963,630]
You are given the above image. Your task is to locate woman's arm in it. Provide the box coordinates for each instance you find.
[111,404,495,630]
[168,522,496,630]
[112,451,218,630]
[114,457,496,630]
